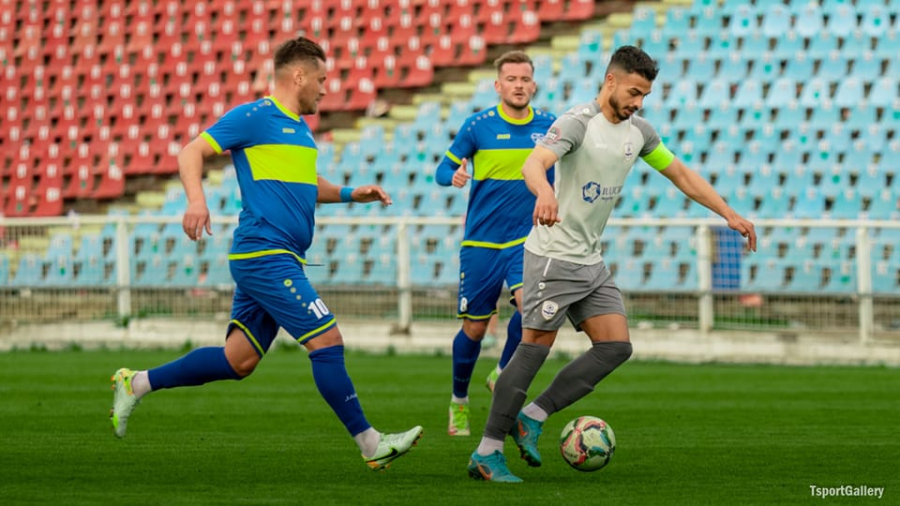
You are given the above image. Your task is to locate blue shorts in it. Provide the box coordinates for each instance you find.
[457,244,524,320]
[227,253,336,357]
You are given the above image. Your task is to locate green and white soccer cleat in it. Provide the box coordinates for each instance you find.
[364,425,423,471]
[109,368,140,438]
[511,412,543,467]
[485,368,500,393]
[448,402,471,436]
[467,450,523,483]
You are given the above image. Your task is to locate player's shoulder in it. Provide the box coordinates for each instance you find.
[628,114,659,139]
[222,98,270,118]
[532,107,557,124]
[461,106,500,128]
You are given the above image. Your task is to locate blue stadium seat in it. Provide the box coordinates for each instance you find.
[747,53,778,82]
[364,254,398,286]
[765,77,798,108]
[818,54,849,81]
[825,3,857,38]
[732,79,763,109]
[771,140,804,172]
[782,168,814,197]
[0,256,8,285]
[792,188,826,219]
[772,31,804,60]
[727,3,757,37]
[807,32,839,61]
[855,166,885,198]
[663,8,690,37]
[818,168,847,198]
[614,259,645,291]
[716,54,748,81]
[761,4,791,38]
[75,255,112,287]
[682,53,713,84]
[756,187,790,218]
[861,4,891,37]
[698,79,730,109]
[795,3,825,39]
[866,189,899,220]
[823,261,857,293]
[742,258,786,292]
[674,30,706,64]
[785,260,823,293]
[617,186,651,218]
[46,233,73,258]
[631,6,657,33]
[747,165,779,196]
[727,187,756,216]
[868,77,898,108]
[44,254,73,286]
[799,78,830,108]
[707,106,739,131]
[200,253,233,287]
[872,261,900,294]
[10,254,42,287]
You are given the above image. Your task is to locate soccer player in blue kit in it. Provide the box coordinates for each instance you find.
[436,51,556,436]
[109,37,422,470]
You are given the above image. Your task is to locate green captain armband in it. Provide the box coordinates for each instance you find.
[642,143,676,171]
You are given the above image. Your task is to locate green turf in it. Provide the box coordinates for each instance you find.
[1,348,897,505]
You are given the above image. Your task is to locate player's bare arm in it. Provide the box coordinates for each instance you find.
[178,136,218,241]
[660,158,757,252]
[316,176,392,205]
[522,145,561,227]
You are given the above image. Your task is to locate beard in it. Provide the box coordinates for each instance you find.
[503,95,530,111]
[609,95,636,121]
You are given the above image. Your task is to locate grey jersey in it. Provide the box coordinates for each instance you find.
[525,101,663,265]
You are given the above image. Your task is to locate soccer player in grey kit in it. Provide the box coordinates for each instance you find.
[467,45,757,483]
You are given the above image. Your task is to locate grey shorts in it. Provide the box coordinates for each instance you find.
[521,250,627,332]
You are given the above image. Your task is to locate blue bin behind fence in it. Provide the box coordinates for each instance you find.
[712,227,742,290]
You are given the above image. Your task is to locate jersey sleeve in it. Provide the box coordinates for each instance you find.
[200,103,258,154]
[633,115,676,171]
[444,119,478,166]
[535,104,591,159]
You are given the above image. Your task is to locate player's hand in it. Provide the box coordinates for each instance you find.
[533,190,561,227]
[727,213,757,252]
[452,158,471,188]
[183,201,212,241]
[352,185,392,206]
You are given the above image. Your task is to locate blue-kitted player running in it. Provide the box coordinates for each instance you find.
[436,50,556,436]
[109,37,422,470]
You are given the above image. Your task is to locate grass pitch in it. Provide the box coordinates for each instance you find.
[1,347,897,505]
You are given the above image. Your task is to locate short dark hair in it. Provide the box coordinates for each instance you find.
[493,50,534,74]
[606,45,658,81]
[274,37,327,71]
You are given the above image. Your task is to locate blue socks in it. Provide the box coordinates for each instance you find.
[452,328,482,398]
[309,345,371,436]
[499,311,523,369]
[147,346,241,390]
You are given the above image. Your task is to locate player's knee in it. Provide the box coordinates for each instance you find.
[462,319,489,340]
[229,354,260,379]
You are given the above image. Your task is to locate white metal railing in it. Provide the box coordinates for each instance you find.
[2,214,899,342]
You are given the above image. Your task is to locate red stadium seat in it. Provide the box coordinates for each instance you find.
[92,159,126,199]
[318,79,346,112]
[507,9,541,44]
[4,182,31,217]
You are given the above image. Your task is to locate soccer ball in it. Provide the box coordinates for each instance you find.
[559,416,616,472]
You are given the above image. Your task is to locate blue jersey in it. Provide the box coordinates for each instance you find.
[201,96,318,261]
[436,104,556,248]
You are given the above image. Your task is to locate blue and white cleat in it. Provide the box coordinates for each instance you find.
[467,450,523,483]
